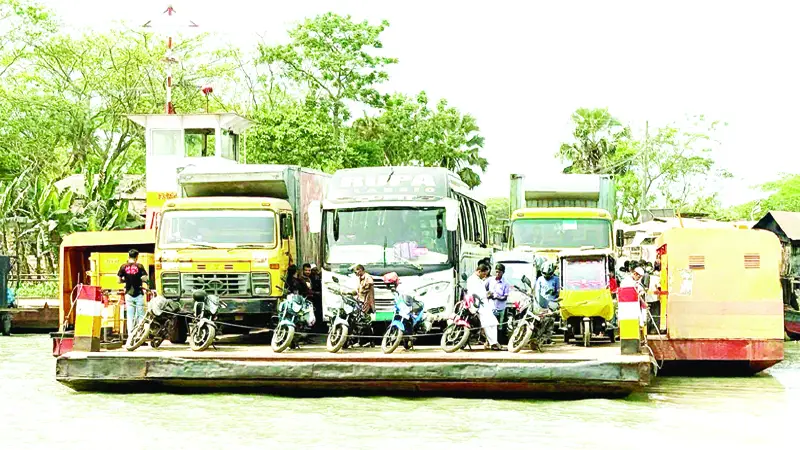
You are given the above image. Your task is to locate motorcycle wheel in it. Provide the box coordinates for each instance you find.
[508,323,532,353]
[607,327,617,343]
[440,324,469,353]
[271,323,295,353]
[326,323,349,353]
[381,325,403,354]
[169,318,188,344]
[190,322,216,352]
[151,337,163,349]
[125,322,150,351]
[1,313,11,336]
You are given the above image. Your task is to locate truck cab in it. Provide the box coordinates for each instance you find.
[156,196,296,327]
[156,164,329,331]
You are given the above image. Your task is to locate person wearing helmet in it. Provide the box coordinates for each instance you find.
[534,260,560,311]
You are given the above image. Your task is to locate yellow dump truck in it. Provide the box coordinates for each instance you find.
[155,165,329,334]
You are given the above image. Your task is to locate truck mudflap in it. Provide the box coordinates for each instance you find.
[177,297,279,316]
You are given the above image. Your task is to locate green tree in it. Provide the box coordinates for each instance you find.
[485,197,509,235]
[616,117,730,222]
[725,174,800,220]
[349,92,487,187]
[259,13,397,145]
[557,108,632,175]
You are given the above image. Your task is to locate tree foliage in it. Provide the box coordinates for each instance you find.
[485,197,509,235]
[559,109,730,223]
[725,174,800,220]
[0,6,489,275]
[258,13,397,143]
[558,108,631,175]
[349,92,487,187]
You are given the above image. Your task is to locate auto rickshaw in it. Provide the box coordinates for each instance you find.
[558,249,618,346]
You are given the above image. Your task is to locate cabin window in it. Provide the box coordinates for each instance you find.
[184,128,215,157]
[744,253,760,269]
[688,255,705,270]
[151,129,182,157]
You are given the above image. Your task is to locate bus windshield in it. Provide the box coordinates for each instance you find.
[323,207,450,271]
[159,210,276,248]
[512,218,611,249]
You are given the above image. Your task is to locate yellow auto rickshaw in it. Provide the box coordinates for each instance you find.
[558,249,618,346]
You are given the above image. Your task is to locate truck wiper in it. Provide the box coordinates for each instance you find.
[229,244,270,251]
[390,258,423,271]
[184,243,217,249]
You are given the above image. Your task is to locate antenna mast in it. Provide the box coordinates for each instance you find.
[143,4,198,114]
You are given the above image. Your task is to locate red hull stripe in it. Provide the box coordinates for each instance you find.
[648,338,783,362]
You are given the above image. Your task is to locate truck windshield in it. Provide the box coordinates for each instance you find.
[159,210,276,247]
[512,218,611,249]
[323,207,450,271]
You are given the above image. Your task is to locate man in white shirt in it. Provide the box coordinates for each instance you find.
[467,263,500,350]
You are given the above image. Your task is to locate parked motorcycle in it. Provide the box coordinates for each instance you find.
[326,276,374,353]
[125,293,182,351]
[189,289,225,352]
[380,274,447,354]
[440,289,486,353]
[271,292,316,353]
[506,276,557,353]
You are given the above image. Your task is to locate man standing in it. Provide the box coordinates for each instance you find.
[467,263,500,351]
[620,266,647,328]
[352,264,375,315]
[485,263,511,330]
[117,249,149,335]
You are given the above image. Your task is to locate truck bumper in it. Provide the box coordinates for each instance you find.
[176,297,279,316]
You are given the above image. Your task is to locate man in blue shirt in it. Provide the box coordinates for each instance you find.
[534,260,560,311]
[486,263,511,330]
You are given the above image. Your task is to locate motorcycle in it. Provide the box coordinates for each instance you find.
[380,277,448,354]
[506,276,557,353]
[125,293,182,351]
[189,289,225,352]
[271,292,316,353]
[440,288,486,353]
[326,276,374,353]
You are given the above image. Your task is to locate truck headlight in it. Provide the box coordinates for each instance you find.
[163,286,179,296]
[252,272,270,296]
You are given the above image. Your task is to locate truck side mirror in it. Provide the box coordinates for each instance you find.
[616,229,624,248]
[308,200,322,234]
[444,198,458,232]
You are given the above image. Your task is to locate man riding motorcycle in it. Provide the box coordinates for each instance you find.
[533,261,560,343]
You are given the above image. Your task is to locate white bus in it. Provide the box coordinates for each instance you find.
[308,166,492,327]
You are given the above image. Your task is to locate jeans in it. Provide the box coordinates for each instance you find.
[493,309,506,332]
[126,294,145,334]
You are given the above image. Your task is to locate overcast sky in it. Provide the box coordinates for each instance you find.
[40,0,800,206]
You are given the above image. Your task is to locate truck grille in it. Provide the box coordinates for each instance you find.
[181,273,251,297]
[371,280,395,312]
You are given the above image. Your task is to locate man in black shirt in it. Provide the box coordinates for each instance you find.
[117,249,149,334]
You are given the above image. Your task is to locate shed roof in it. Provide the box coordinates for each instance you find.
[754,211,800,241]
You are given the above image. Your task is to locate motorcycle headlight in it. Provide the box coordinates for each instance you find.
[292,302,302,313]
[343,301,355,314]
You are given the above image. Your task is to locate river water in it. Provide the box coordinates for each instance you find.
[1,335,798,450]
